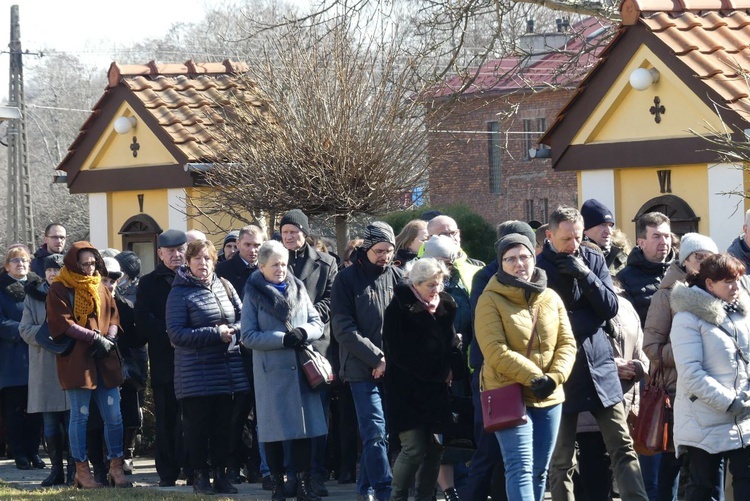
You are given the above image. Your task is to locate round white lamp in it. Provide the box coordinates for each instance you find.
[629,68,659,91]
[114,116,137,134]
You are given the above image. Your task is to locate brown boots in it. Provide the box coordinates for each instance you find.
[74,461,103,489]
[107,457,133,488]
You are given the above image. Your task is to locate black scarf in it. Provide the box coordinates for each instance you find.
[495,266,548,302]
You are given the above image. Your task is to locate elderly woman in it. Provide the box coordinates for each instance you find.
[670,253,750,500]
[165,239,248,495]
[46,241,130,489]
[475,234,576,501]
[241,240,325,501]
[393,219,428,269]
[19,253,71,486]
[0,245,44,471]
[643,232,719,500]
[383,257,464,501]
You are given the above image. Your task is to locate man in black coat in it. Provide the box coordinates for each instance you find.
[30,223,66,276]
[280,209,338,496]
[535,207,648,501]
[134,229,188,487]
[215,224,265,485]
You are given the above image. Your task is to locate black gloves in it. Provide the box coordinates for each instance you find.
[555,253,590,280]
[530,375,557,400]
[90,335,115,359]
[283,327,308,348]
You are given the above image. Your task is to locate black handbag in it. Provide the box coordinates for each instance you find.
[34,321,75,357]
[121,352,147,390]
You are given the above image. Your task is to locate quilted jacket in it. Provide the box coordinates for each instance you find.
[671,282,750,457]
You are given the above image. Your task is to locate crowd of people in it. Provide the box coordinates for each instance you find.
[1,202,750,501]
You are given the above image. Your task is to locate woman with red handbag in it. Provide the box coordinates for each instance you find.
[475,234,576,501]
[671,253,750,500]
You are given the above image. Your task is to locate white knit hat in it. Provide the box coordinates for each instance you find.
[422,235,458,262]
[678,233,718,266]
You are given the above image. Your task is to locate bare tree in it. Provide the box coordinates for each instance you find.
[191,15,436,253]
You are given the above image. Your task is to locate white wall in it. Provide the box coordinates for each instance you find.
[167,188,187,232]
[707,163,744,251]
[88,193,108,249]
[580,170,617,223]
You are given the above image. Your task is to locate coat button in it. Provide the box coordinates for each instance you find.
[292,366,296,370]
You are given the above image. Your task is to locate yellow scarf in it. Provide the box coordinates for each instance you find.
[55,266,101,327]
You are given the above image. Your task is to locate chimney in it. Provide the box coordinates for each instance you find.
[556,18,563,33]
[519,19,569,68]
[526,19,534,33]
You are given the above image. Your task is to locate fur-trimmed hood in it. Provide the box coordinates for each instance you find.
[670,281,750,326]
[246,270,306,328]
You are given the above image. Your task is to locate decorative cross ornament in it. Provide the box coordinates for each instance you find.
[130,137,141,157]
[650,96,665,124]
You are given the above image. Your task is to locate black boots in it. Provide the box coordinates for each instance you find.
[271,474,286,501]
[213,468,238,494]
[193,469,213,495]
[296,471,322,501]
[40,435,65,486]
[444,487,461,501]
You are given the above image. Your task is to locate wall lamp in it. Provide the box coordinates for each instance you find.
[114,116,137,134]
[529,147,552,159]
[629,68,660,91]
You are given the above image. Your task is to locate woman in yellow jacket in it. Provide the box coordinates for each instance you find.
[475,233,576,501]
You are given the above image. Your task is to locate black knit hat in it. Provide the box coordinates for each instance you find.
[224,230,239,246]
[44,253,64,271]
[279,209,311,236]
[497,220,536,244]
[580,199,614,230]
[115,251,141,279]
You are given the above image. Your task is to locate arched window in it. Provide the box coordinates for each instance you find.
[632,195,699,238]
[119,214,162,275]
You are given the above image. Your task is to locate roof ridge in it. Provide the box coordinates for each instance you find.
[107,59,249,88]
[621,0,750,25]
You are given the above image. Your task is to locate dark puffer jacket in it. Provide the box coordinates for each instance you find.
[536,242,622,413]
[0,272,43,388]
[616,246,675,326]
[165,266,249,400]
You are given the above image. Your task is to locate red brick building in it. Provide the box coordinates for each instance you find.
[424,17,611,225]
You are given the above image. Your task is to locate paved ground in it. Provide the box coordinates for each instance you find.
[0,456,359,499]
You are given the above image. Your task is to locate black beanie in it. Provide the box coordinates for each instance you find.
[580,199,614,230]
[497,220,536,244]
[279,209,311,236]
[115,251,141,279]
[44,253,64,271]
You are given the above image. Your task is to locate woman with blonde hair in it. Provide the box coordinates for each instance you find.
[393,220,428,269]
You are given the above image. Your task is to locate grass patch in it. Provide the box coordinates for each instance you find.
[0,482,261,500]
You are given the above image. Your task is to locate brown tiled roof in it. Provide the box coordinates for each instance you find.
[59,59,266,172]
[638,7,750,117]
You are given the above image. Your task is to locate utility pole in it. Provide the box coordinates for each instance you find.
[6,4,34,248]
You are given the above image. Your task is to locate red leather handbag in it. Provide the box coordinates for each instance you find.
[631,345,673,454]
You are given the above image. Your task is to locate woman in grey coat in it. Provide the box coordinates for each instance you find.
[19,253,70,486]
[241,240,325,501]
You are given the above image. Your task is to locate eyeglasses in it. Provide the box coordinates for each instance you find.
[691,252,711,262]
[439,230,460,238]
[79,261,97,268]
[9,258,29,265]
[47,235,66,240]
[502,254,534,266]
[369,248,394,257]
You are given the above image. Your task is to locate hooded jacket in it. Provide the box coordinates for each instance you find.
[617,246,675,326]
[671,282,750,457]
[475,273,576,408]
[46,241,122,390]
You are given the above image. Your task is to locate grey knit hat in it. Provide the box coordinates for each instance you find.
[496,220,536,244]
[496,234,536,261]
[678,233,718,266]
[362,221,396,250]
[43,253,64,271]
[422,235,458,262]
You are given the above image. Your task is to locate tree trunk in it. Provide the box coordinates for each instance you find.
[335,214,350,257]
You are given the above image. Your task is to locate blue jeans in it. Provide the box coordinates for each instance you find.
[495,404,562,501]
[350,381,392,500]
[66,375,124,462]
[42,411,69,439]
[640,452,662,501]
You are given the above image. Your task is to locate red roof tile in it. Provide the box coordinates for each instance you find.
[59,59,265,171]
